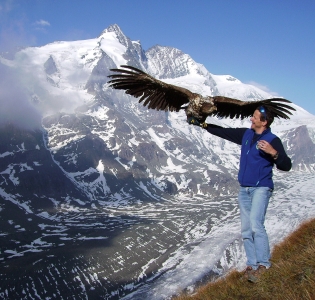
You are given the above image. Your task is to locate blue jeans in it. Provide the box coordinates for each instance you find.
[238,186,272,269]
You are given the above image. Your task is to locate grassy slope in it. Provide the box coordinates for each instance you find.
[175,218,315,300]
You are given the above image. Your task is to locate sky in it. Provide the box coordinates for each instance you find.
[0,0,314,115]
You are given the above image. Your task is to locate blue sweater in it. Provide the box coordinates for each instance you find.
[238,128,276,188]
[205,125,292,189]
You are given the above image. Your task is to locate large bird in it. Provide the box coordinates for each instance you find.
[107,65,295,122]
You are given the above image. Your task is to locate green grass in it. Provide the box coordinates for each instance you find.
[174,218,315,300]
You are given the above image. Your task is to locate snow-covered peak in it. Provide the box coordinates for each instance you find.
[98,31,128,67]
[146,45,219,95]
[211,74,273,100]
[99,24,127,46]
[99,24,127,48]
[212,74,242,85]
[147,45,200,78]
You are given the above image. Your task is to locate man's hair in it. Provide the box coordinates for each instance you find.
[257,106,274,127]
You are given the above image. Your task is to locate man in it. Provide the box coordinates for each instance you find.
[187,106,292,282]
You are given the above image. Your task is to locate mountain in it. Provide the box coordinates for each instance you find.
[0,24,315,299]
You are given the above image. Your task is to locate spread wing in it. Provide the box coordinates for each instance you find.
[212,96,296,120]
[108,65,296,120]
[107,65,197,112]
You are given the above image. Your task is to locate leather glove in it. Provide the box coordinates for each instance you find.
[187,117,208,128]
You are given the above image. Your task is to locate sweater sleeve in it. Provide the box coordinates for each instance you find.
[270,137,292,171]
[204,124,247,145]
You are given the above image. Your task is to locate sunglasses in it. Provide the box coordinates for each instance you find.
[258,106,267,119]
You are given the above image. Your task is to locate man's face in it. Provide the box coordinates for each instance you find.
[250,110,267,133]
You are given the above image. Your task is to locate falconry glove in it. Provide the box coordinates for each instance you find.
[187,117,208,128]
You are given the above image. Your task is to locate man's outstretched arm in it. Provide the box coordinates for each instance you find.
[187,117,247,145]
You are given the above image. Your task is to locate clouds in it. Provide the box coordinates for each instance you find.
[33,19,51,32]
[0,0,41,129]
[0,1,32,52]
[0,63,42,129]
[0,0,51,52]
[35,19,50,27]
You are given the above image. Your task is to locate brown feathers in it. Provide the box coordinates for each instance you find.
[108,65,296,120]
[108,65,194,112]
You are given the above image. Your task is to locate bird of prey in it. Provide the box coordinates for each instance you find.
[107,65,295,122]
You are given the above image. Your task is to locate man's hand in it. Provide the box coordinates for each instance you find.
[257,140,278,158]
